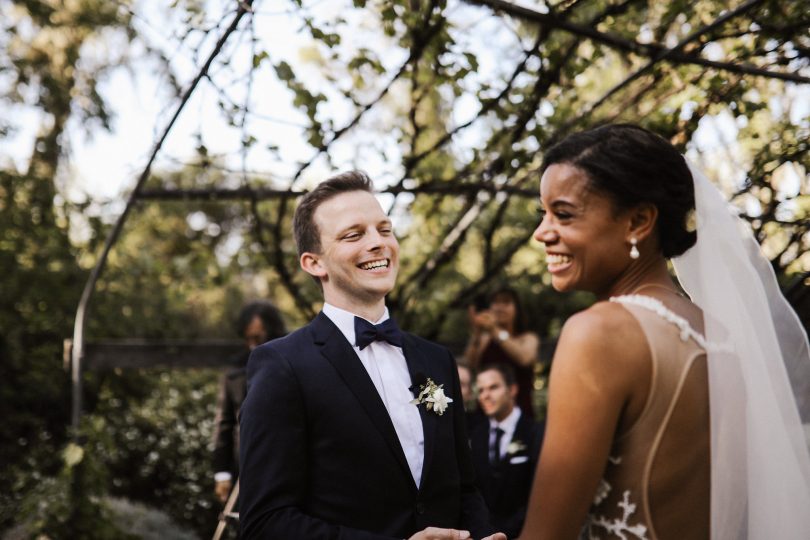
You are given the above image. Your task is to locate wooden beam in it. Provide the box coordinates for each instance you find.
[64,339,245,371]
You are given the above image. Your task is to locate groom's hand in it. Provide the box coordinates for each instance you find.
[408,527,471,540]
[480,534,507,540]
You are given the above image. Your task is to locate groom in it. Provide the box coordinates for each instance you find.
[239,171,504,540]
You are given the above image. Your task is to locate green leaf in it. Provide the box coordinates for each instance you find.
[274,61,295,82]
[252,50,269,68]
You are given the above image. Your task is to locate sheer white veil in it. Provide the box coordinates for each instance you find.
[672,162,810,539]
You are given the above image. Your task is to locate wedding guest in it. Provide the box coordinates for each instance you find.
[238,171,505,540]
[211,300,286,504]
[464,287,539,417]
[469,363,543,538]
[519,124,810,539]
[457,362,484,430]
[457,363,474,407]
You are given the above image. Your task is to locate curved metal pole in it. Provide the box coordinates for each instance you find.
[70,0,255,435]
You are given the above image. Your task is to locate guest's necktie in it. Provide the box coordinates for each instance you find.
[354,316,404,350]
[490,427,505,464]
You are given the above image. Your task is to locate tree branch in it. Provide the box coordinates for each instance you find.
[71,0,255,433]
[136,182,538,200]
[463,0,810,84]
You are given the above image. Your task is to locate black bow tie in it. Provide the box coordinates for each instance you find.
[354,316,403,350]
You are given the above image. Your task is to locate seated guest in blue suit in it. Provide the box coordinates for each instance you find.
[470,363,545,538]
[239,171,505,540]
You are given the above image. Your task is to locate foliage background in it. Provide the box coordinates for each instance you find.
[1,0,807,537]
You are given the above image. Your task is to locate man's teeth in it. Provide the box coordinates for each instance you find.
[360,260,388,270]
[546,253,572,265]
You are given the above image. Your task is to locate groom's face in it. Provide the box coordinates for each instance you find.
[306,190,399,307]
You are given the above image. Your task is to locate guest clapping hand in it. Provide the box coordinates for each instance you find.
[465,288,539,417]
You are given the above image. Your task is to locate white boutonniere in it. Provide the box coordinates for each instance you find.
[409,377,453,415]
[507,440,527,455]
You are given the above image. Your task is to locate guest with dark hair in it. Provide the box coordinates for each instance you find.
[465,287,539,417]
[212,300,286,504]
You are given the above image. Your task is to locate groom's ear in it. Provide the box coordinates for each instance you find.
[627,202,657,243]
[300,252,327,279]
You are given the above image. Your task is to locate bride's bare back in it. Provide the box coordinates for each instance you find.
[519,293,710,540]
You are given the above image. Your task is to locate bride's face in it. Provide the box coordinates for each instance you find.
[533,163,632,296]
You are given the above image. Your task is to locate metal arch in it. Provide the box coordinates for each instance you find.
[69,0,255,435]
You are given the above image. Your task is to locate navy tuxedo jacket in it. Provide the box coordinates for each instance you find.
[469,412,544,538]
[239,313,493,539]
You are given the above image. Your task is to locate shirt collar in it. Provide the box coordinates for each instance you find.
[322,302,390,349]
[489,406,522,432]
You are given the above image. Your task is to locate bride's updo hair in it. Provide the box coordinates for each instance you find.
[541,124,697,258]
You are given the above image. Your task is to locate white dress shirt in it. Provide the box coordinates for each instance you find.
[488,406,522,461]
[322,303,425,487]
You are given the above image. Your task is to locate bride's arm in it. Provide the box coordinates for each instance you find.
[518,304,648,540]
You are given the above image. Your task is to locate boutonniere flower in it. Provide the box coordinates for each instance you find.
[507,440,527,455]
[409,377,453,416]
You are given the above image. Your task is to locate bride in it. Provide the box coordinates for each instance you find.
[518,124,810,539]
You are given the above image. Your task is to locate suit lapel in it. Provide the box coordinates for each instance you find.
[513,414,531,446]
[311,313,415,488]
[512,413,537,461]
[492,413,532,500]
[472,424,494,502]
[401,333,438,489]
[492,417,522,500]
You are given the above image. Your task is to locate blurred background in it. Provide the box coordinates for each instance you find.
[1,0,807,537]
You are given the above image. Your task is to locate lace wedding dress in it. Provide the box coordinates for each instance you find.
[584,295,712,540]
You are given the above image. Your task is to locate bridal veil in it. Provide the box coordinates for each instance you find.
[672,163,810,538]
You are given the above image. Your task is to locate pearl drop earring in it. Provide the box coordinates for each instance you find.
[629,238,640,260]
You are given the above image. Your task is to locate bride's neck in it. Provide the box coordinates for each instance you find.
[602,258,675,300]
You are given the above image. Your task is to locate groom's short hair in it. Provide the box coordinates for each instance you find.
[293,170,374,257]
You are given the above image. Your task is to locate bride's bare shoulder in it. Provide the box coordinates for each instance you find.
[559,301,644,347]
[554,301,650,378]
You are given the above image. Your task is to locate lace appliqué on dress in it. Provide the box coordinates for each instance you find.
[593,479,611,506]
[589,490,649,540]
[589,456,647,539]
[588,457,649,540]
[608,294,731,353]
[593,455,622,505]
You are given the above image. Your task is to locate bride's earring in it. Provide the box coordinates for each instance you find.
[629,237,640,260]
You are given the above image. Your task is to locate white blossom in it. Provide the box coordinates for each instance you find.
[426,387,453,415]
[411,378,453,416]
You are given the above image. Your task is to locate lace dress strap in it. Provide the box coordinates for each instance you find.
[609,294,730,354]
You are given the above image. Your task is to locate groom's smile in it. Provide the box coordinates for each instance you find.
[358,258,390,271]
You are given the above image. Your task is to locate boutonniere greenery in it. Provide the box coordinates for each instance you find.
[507,440,527,455]
[409,377,453,416]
